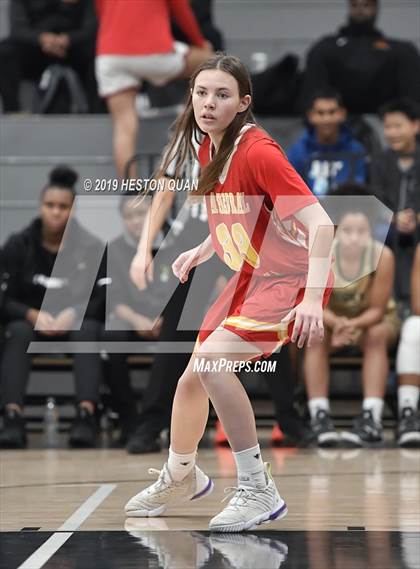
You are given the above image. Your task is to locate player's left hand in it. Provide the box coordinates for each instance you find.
[281,299,324,349]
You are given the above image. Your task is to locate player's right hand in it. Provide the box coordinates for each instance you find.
[172,247,200,283]
[130,249,153,290]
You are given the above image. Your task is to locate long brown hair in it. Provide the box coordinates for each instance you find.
[158,53,256,196]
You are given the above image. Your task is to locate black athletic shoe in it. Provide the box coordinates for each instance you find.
[275,412,316,448]
[69,406,98,448]
[341,410,384,447]
[310,409,339,448]
[397,408,420,448]
[0,408,27,449]
[126,426,161,454]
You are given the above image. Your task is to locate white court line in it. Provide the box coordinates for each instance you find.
[17,533,73,569]
[58,483,116,531]
[17,483,116,569]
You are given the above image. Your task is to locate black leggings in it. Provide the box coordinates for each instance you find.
[99,328,142,433]
[0,319,102,407]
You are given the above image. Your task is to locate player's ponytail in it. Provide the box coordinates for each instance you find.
[158,53,255,195]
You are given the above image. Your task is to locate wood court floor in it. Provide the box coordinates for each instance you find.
[1,441,419,568]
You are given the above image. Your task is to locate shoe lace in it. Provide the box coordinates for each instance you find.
[356,410,379,431]
[148,467,169,492]
[400,408,420,429]
[147,466,182,496]
[221,486,259,506]
[148,467,162,477]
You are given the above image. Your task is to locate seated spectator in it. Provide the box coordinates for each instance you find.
[0,0,99,113]
[303,183,400,447]
[287,90,367,196]
[302,0,420,114]
[99,194,172,444]
[395,243,420,447]
[371,98,420,307]
[0,166,104,449]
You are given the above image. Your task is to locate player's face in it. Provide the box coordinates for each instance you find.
[308,99,346,140]
[40,187,74,234]
[121,198,149,240]
[383,112,419,154]
[337,213,371,255]
[349,0,377,23]
[192,69,251,141]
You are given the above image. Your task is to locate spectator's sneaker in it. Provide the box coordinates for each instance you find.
[69,405,98,448]
[125,463,214,517]
[310,409,339,447]
[397,408,420,448]
[209,463,287,533]
[210,533,288,568]
[126,427,161,454]
[0,408,27,449]
[341,410,384,447]
[277,412,316,448]
[118,413,140,446]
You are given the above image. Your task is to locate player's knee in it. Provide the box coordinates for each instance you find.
[194,347,220,384]
[177,366,201,394]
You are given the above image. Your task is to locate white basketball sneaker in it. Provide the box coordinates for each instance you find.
[209,462,287,532]
[125,462,214,517]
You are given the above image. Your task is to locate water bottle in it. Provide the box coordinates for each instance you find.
[44,397,59,448]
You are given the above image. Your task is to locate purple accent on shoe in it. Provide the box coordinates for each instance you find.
[191,477,212,501]
[269,502,287,520]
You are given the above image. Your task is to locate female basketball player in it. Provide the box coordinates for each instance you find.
[95,0,213,177]
[126,54,335,532]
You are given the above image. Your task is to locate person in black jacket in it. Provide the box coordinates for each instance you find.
[0,166,104,449]
[0,0,98,113]
[301,0,420,114]
[99,194,172,444]
[370,98,420,308]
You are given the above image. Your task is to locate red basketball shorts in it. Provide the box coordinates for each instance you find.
[198,270,333,358]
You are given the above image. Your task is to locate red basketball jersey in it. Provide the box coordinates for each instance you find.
[198,125,318,278]
[95,0,205,56]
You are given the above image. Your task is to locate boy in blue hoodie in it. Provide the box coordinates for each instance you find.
[288,89,367,196]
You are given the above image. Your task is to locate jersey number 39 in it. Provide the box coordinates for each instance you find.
[215,222,260,271]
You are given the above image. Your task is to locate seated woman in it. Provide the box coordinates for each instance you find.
[304,183,400,447]
[396,243,420,447]
[0,166,104,449]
